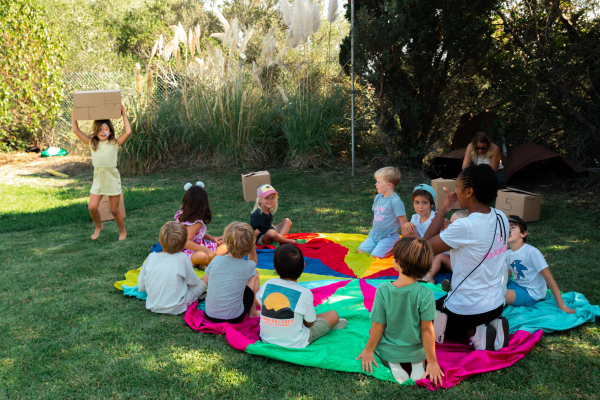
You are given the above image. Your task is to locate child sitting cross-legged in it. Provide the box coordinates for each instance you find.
[356,237,444,385]
[256,244,347,348]
[505,215,575,314]
[138,221,208,315]
[204,221,261,323]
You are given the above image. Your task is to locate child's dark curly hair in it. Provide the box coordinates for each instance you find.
[393,237,433,279]
[178,185,212,224]
[459,164,499,205]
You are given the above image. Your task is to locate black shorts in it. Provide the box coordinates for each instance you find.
[435,295,504,340]
[205,286,255,324]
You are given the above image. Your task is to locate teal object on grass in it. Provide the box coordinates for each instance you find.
[41,147,68,157]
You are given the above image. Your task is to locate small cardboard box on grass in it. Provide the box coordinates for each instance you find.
[99,194,126,222]
[242,171,270,202]
[496,187,541,222]
[73,90,122,120]
[430,178,461,210]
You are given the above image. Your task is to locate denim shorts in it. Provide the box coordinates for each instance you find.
[358,233,399,258]
[507,280,539,307]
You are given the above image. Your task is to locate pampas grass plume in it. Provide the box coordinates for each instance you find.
[212,8,230,31]
[326,0,340,23]
[159,34,164,54]
[135,63,142,95]
[176,46,181,68]
[210,33,226,42]
[240,28,254,54]
[304,0,314,39]
[146,69,153,97]
[312,1,321,32]
[178,22,187,43]
[150,39,158,59]
[188,29,194,56]
[280,0,292,27]
[276,84,289,103]
[231,18,239,48]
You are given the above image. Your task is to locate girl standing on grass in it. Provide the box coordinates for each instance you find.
[250,184,304,246]
[175,182,228,269]
[71,104,130,241]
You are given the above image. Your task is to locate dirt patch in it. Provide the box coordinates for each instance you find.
[0,152,92,186]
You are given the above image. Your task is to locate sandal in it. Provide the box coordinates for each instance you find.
[417,274,435,284]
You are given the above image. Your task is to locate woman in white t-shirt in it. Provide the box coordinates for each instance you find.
[423,164,510,351]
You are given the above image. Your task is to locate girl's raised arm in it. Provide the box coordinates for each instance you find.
[71,110,90,145]
[117,104,132,146]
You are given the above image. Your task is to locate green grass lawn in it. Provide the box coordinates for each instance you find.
[1,161,599,399]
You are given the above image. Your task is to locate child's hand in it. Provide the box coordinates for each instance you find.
[559,304,576,314]
[423,361,444,386]
[356,348,379,373]
[255,229,260,236]
[214,236,224,245]
[207,250,216,261]
[404,222,416,233]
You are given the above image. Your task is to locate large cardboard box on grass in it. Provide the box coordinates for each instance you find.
[430,178,460,210]
[496,187,541,222]
[73,90,122,120]
[99,194,126,222]
[242,171,270,202]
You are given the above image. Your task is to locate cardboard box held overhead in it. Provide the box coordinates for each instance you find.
[430,178,461,210]
[73,90,122,120]
[241,171,270,202]
[496,187,541,222]
[98,194,126,222]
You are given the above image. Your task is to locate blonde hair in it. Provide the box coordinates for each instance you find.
[223,221,256,258]
[159,221,188,254]
[252,194,278,214]
[374,167,401,187]
[392,237,433,279]
[469,131,494,162]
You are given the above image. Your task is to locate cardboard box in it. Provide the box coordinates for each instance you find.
[241,171,270,202]
[73,90,122,120]
[496,187,541,222]
[430,178,460,210]
[98,194,126,221]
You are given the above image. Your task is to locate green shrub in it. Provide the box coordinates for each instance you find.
[0,0,63,150]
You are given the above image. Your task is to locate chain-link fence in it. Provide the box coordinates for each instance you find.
[47,72,137,153]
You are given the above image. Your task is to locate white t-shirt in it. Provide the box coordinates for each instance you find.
[410,212,435,238]
[439,208,508,315]
[506,244,548,300]
[138,252,202,315]
[256,278,316,349]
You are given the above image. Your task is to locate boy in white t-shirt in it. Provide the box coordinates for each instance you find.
[256,244,347,348]
[138,222,208,315]
[505,216,574,313]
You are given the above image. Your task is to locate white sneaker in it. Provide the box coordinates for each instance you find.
[489,316,510,350]
[433,311,448,344]
[470,323,496,351]
[410,361,426,381]
[388,362,410,384]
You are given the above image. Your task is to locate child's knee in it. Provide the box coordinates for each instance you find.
[284,218,292,225]
[88,203,99,213]
[110,207,121,217]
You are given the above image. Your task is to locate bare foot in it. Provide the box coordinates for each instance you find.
[91,225,103,240]
[118,231,127,241]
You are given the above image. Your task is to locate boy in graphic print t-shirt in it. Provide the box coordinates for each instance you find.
[256,245,347,348]
[504,215,574,313]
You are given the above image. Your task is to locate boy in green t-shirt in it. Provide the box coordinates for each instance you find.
[356,237,444,386]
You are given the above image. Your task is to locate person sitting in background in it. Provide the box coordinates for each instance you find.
[462,131,505,188]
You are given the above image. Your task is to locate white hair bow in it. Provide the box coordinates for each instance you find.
[184,181,205,190]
